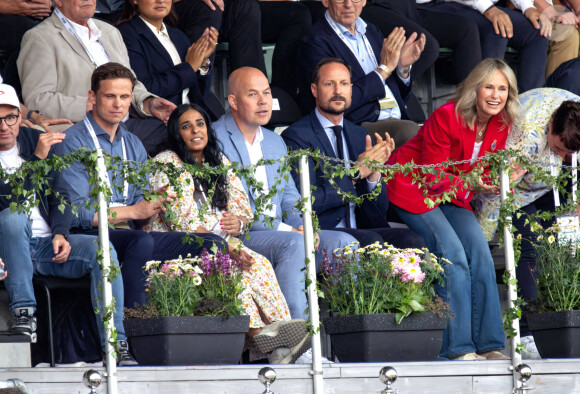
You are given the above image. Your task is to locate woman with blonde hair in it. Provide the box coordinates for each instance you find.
[387,58,519,361]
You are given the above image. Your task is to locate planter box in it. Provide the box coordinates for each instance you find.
[528,310,580,358]
[124,315,250,365]
[323,313,447,362]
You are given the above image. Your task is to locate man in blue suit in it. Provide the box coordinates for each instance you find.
[283,58,424,249]
[297,0,426,149]
[213,67,357,321]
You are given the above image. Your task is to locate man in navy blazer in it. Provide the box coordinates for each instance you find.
[213,67,357,321]
[283,58,424,249]
[297,0,426,149]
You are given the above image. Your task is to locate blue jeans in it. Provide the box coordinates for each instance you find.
[243,229,357,319]
[394,204,505,359]
[426,1,548,92]
[0,209,126,349]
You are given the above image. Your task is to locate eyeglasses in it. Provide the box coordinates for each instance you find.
[0,111,19,127]
[332,0,364,3]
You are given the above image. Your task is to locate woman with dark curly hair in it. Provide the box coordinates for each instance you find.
[145,104,311,364]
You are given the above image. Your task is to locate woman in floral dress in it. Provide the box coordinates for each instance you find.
[145,104,310,363]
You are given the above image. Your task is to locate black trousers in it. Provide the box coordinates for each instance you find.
[361,0,482,84]
[0,14,38,91]
[174,0,266,74]
[336,226,426,249]
[416,4,482,84]
[512,191,556,336]
[81,228,227,308]
[260,1,312,98]
[360,0,439,81]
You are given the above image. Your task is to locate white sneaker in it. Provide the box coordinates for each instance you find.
[295,348,334,364]
[521,335,541,359]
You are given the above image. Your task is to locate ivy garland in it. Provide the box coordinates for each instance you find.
[1,147,578,344]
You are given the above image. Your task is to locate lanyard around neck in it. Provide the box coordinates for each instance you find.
[83,116,129,204]
[550,150,577,207]
[325,12,378,69]
[54,8,110,66]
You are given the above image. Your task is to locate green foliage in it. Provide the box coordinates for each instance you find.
[319,242,449,323]
[532,224,580,312]
[3,145,579,337]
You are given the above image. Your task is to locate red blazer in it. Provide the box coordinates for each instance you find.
[387,101,510,214]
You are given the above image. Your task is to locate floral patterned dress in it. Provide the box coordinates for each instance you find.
[145,150,291,328]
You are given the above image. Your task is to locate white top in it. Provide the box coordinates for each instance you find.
[470,141,483,166]
[140,17,190,104]
[0,144,52,237]
[446,0,535,14]
[67,16,110,66]
[245,127,291,231]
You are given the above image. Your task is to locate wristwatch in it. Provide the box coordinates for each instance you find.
[377,64,391,76]
[396,64,412,75]
[27,109,41,120]
[350,170,362,182]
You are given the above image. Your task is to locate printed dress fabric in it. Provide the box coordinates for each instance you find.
[474,88,580,240]
[146,150,291,328]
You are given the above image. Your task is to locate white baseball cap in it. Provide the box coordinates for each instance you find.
[0,84,20,110]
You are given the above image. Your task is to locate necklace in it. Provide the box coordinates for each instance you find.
[476,118,488,138]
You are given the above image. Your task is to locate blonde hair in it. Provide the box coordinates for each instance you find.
[453,58,519,130]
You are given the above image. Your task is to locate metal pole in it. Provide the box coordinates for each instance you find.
[298,154,324,394]
[500,163,522,390]
[95,150,118,394]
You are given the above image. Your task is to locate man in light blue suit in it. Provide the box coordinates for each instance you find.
[213,67,357,320]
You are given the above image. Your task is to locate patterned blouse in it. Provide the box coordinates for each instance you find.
[474,88,580,240]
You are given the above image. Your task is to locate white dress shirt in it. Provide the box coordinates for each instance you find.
[245,127,292,231]
[68,17,110,66]
[140,17,190,105]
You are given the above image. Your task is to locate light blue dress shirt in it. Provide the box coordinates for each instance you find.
[325,11,410,120]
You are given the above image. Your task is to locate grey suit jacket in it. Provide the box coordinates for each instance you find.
[17,12,152,123]
[213,112,303,231]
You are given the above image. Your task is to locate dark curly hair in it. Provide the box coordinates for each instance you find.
[166,104,228,211]
[551,100,580,152]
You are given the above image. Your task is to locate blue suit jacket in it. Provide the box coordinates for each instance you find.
[213,113,303,231]
[117,17,209,107]
[297,16,411,124]
[282,112,390,230]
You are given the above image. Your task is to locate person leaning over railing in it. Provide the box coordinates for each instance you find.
[145,103,311,364]
[474,87,580,359]
[386,58,520,361]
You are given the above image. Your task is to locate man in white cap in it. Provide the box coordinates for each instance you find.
[0,83,136,365]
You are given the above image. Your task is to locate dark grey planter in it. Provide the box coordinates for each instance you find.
[124,315,250,365]
[528,310,580,358]
[323,313,447,362]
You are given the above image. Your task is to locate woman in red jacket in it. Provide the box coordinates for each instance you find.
[387,58,519,361]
